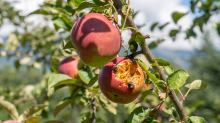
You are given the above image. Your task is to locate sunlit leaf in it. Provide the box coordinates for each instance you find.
[19,104,47,121]
[45,120,64,123]
[151,58,170,66]
[172,12,186,24]
[151,22,158,31]
[148,39,164,49]
[63,40,74,49]
[128,32,145,53]
[93,0,108,6]
[30,6,59,15]
[185,80,207,89]
[72,1,98,15]
[159,22,169,30]
[48,73,77,89]
[78,66,93,84]
[87,74,98,87]
[50,57,60,73]
[127,106,150,123]
[135,58,150,71]
[186,116,207,123]
[54,97,75,117]
[167,69,189,89]
[89,88,100,93]
[52,17,71,30]
[137,89,153,103]
[99,94,117,115]
[0,99,19,120]
[25,116,41,123]
[163,65,174,75]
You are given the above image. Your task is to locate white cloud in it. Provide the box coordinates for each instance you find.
[121,0,204,51]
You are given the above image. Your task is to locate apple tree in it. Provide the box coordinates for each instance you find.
[1,0,219,122]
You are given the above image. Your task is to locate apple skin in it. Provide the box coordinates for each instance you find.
[58,56,79,79]
[98,57,144,104]
[2,120,21,123]
[71,13,121,67]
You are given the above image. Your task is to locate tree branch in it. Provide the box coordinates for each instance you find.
[112,0,187,122]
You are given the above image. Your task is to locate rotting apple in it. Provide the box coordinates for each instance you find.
[98,57,145,104]
[2,120,21,123]
[58,56,79,79]
[71,13,121,67]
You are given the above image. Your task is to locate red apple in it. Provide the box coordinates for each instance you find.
[71,13,121,67]
[58,56,79,79]
[98,57,145,104]
[2,120,21,123]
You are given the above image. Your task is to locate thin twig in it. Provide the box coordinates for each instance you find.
[91,97,96,123]
[126,51,143,59]
[112,0,188,122]
[177,89,185,103]
[144,34,151,39]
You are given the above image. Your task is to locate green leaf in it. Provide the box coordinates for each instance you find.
[50,57,60,73]
[141,117,153,123]
[135,59,150,71]
[89,88,100,93]
[54,97,75,117]
[185,80,207,89]
[162,108,173,115]
[48,73,77,89]
[127,106,150,123]
[93,0,108,6]
[78,59,85,69]
[14,60,20,70]
[148,39,164,49]
[78,66,93,84]
[144,70,159,83]
[172,12,186,24]
[63,40,74,49]
[159,22,169,30]
[129,42,138,53]
[26,116,41,123]
[87,74,98,87]
[186,116,207,123]
[151,22,158,31]
[128,32,145,47]
[99,94,117,115]
[151,58,170,66]
[0,99,19,120]
[72,1,99,15]
[137,89,153,103]
[19,104,47,121]
[185,28,196,39]
[61,14,74,28]
[30,6,59,15]
[167,69,189,89]
[70,0,86,7]
[52,17,71,30]
[163,65,174,75]
[169,29,179,41]
[217,23,220,36]
[45,120,64,123]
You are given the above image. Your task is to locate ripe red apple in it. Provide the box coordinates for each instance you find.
[2,120,21,123]
[98,57,145,104]
[58,56,79,79]
[71,13,121,67]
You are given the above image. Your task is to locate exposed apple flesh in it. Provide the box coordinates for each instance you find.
[98,57,145,104]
